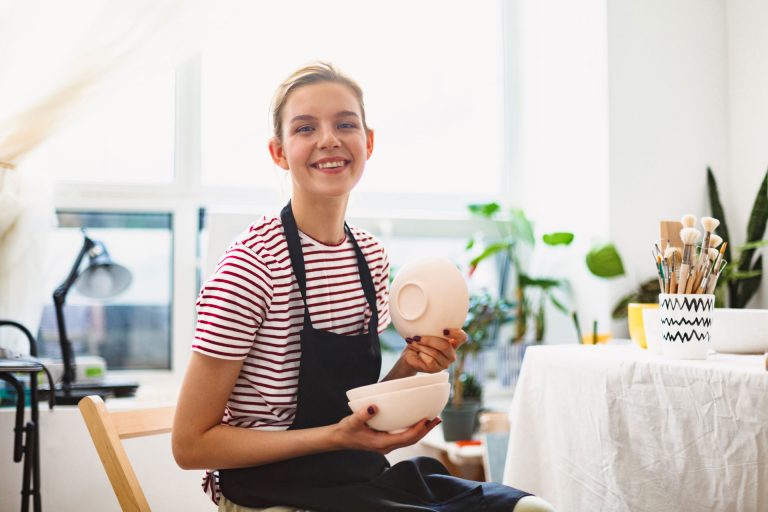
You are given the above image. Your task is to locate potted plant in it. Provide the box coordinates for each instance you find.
[466,202,573,343]
[442,292,514,441]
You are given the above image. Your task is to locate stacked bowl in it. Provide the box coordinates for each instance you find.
[346,372,450,433]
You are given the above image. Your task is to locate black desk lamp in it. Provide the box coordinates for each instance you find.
[52,230,133,405]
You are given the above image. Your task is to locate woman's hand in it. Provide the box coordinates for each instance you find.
[332,405,442,454]
[401,328,468,373]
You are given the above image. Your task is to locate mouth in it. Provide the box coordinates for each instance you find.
[310,158,350,174]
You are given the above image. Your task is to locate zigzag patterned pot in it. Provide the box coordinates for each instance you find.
[658,293,714,360]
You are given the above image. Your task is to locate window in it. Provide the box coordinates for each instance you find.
[200,0,505,200]
[37,212,173,370]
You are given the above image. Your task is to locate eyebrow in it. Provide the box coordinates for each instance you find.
[289,111,360,124]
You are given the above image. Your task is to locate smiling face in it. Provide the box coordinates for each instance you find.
[269,81,374,201]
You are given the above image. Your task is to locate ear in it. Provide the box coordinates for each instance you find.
[268,137,290,170]
[366,129,375,160]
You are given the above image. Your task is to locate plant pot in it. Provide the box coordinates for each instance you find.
[441,400,482,441]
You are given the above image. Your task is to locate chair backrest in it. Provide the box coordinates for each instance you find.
[79,395,175,512]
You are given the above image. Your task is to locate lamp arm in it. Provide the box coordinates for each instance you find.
[52,236,94,391]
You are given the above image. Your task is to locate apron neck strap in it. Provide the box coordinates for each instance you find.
[280,201,379,333]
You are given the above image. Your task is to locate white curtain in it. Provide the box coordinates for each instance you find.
[0,0,236,353]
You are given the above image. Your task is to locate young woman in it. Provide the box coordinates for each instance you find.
[172,62,554,512]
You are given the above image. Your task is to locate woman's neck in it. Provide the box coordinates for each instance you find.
[290,191,349,245]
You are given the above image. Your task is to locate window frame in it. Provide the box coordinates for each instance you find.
[51,1,518,382]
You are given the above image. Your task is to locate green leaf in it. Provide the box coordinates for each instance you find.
[465,238,475,250]
[586,243,626,278]
[509,209,536,246]
[729,270,763,280]
[468,202,501,219]
[736,239,768,251]
[519,274,563,289]
[739,255,763,307]
[707,167,732,263]
[542,232,574,246]
[469,241,514,268]
[740,169,768,274]
[548,293,569,314]
[611,292,637,319]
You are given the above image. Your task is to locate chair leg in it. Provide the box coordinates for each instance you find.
[21,422,35,512]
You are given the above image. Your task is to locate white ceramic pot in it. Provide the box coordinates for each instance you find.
[347,382,450,433]
[389,257,469,339]
[658,293,714,360]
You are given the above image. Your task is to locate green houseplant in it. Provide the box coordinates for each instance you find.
[707,167,768,308]
[466,202,573,342]
[442,292,514,441]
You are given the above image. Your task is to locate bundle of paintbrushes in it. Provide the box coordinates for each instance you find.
[654,214,728,295]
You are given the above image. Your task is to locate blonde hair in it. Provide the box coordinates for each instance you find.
[271,62,370,140]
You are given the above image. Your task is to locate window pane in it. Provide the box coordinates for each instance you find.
[37,212,173,370]
[201,0,504,197]
[23,72,176,184]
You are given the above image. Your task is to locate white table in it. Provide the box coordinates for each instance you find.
[503,344,768,512]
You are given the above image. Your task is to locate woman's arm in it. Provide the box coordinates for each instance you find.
[172,352,440,470]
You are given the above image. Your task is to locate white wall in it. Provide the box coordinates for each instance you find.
[606,0,730,323]
[514,0,613,342]
[727,0,768,308]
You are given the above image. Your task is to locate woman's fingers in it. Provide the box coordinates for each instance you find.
[442,328,468,348]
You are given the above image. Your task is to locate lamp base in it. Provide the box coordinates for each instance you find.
[40,378,140,406]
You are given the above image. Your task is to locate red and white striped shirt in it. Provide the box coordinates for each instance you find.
[192,214,391,431]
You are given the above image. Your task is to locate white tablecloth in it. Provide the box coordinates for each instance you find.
[503,344,768,512]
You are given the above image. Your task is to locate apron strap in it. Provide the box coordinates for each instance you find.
[280,201,310,316]
[344,221,380,337]
[280,201,379,338]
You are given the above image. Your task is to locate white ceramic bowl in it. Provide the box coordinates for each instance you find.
[348,382,450,433]
[711,308,768,354]
[346,372,449,402]
[389,257,469,339]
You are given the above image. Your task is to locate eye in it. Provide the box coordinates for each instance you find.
[295,125,314,133]
[338,122,357,129]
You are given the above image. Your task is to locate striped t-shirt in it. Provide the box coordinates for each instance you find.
[192,214,391,431]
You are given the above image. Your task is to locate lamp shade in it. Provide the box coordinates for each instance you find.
[75,241,132,299]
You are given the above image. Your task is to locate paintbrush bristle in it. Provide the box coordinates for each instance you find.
[664,246,675,259]
[720,242,728,255]
[701,216,720,232]
[681,214,697,228]
[708,248,719,260]
[709,234,723,248]
[680,227,701,245]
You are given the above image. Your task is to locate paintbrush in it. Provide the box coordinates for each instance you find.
[696,248,719,293]
[677,227,700,294]
[705,242,728,294]
[692,217,720,290]
[664,246,676,293]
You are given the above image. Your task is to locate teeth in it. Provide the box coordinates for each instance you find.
[317,161,345,169]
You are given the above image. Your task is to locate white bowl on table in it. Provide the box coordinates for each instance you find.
[346,371,449,402]
[711,308,768,354]
[389,257,469,340]
[347,382,451,433]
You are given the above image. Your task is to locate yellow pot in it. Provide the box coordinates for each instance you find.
[581,333,613,345]
[627,303,660,349]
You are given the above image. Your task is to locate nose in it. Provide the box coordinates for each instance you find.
[318,125,341,150]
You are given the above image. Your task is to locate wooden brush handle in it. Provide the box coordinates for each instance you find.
[677,264,690,294]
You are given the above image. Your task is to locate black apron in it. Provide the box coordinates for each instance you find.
[219,201,531,511]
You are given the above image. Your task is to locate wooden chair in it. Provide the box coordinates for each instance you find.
[78,395,175,512]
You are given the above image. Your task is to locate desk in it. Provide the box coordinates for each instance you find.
[503,344,768,512]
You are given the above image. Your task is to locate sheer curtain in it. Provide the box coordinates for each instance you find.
[0,0,235,352]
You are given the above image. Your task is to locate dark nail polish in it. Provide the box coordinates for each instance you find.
[413,336,421,341]
[424,419,431,427]
[443,329,450,336]
[405,338,413,344]
[367,406,375,415]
